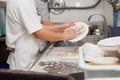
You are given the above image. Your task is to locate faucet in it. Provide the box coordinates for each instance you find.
[88,14,108,38]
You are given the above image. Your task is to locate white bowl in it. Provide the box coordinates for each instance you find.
[116,43,120,54]
[83,43,105,56]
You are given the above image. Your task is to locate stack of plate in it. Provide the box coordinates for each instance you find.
[97,36,120,58]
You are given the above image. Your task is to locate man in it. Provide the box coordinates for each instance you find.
[6,0,82,70]
[35,0,76,50]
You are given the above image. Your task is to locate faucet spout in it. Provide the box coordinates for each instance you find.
[88,14,108,38]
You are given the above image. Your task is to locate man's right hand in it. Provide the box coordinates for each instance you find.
[63,28,76,40]
[63,26,83,40]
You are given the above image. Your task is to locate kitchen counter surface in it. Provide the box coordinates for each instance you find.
[28,46,84,80]
[29,47,82,73]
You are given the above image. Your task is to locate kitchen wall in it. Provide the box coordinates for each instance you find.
[50,0,114,26]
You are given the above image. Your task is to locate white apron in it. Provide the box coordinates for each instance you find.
[7,33,40,70]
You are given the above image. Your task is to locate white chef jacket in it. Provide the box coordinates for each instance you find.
[6,0,43,70]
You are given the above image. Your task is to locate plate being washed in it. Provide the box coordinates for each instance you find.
[65,22,89,42]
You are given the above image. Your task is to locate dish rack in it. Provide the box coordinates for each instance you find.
[79,46,120,80]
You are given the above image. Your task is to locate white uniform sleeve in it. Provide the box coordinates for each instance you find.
[35,0,50,20]
[17,1,43,34]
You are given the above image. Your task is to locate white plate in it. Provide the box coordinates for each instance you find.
[97,36,120,47]
[92,57,119,65]
[66,22,89,42]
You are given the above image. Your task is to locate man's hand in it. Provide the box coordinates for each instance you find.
[43,21,75,32]
[55,22,75,32]
[63,26,83,40]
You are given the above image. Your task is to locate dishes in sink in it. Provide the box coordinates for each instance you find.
[97,37,120,58]
[83,43,119,65]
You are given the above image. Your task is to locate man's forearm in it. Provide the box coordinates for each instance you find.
[33,28,64,42]
[41,20,54,25]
